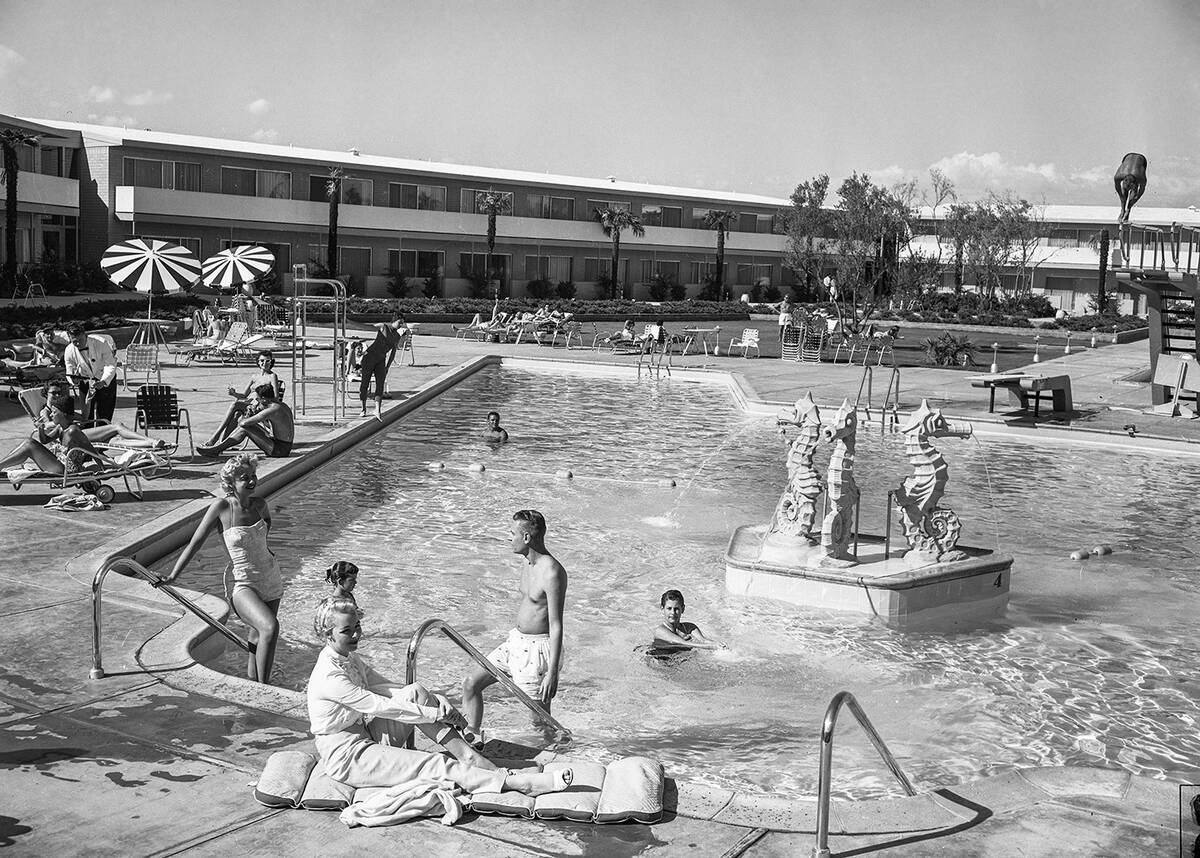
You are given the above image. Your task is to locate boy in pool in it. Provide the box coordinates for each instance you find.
[653,589,726,650]
[483,410,509,442]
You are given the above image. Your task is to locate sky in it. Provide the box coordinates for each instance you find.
[4,0,1200,209]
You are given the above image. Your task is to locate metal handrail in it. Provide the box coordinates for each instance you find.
[813,691,916,858]
[404,618,571,749]
[90,555,252,679]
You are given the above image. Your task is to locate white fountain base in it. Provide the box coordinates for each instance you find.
[725,524,1012,630]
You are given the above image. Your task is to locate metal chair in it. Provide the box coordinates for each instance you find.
[134,384,194,459]
[122,343,162,389]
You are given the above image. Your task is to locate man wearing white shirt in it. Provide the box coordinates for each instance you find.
[63,323,118,423]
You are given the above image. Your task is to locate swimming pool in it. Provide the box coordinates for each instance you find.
[157,364,1200,799]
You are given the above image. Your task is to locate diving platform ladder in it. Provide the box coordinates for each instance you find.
[1114,222,1200,405]
[290,263,349,422]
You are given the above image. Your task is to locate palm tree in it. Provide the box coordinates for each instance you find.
[324,166,345,278]
[1086,228,1111,313]
[594,206,644,299]
[702,209,738,294]
[476,189,512,295]
[1,128,39,289]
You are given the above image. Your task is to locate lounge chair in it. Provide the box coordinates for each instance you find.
[5,446,170,503]
[453,314,487,340]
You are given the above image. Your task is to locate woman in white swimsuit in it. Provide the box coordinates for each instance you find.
[162,453,284,683]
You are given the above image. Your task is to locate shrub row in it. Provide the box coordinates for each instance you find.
[0,295,206,340]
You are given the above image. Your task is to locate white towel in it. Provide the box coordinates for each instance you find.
[339,778,463,828]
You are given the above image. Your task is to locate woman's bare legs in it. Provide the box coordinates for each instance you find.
[232,591,280,683]
[206,400,249,445]
[85,423,163,449]
[0,439,63,473]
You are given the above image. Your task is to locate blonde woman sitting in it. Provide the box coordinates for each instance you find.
[307,597,571,796]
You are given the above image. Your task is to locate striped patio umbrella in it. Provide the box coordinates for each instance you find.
[100,238,202,316]
[201,245,275,289]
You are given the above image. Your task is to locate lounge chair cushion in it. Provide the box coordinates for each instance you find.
[252,751,664,823]
[470,756,664,824]
[254,750,318,808]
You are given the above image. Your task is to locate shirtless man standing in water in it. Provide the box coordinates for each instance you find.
[463,509,567,735]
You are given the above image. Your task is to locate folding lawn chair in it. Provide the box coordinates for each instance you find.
[134,384,195,459]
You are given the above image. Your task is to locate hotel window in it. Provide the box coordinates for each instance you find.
[460,189,514,214]
[170,162,202,192]
[124,157,166,188]
[640,260,680,282]
[141,234,202,258]
[222,239,290,272]
[526,193,575,220]
[387,249,444,278]
[640,205,682,228]
[736,263,773,286]
[459,252,510,277]
[691,208,711,229]
[587,199,631,217]
[257,170,291,199]
[739,212,760,233]
[15,144,34,172]
[221,167,257,196]
[388,183,446,210]
[525,255,573,281]
[582,258,628,281]
[308,175,373,205]
[690,261,722,283]
[1046,228,1080,247]
[37,147,62,177]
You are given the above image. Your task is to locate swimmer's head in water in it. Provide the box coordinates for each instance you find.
[660,589,685,609]
[661,592,685,628]
[511,509,546,553]
[487,411,501,428]
[219,453,258,497]
[325,560,359,591]
[312,596,363,644]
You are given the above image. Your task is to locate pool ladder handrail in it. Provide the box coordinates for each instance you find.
[813,690,917,858]
[404,617,572,749]
[90,555,252,679]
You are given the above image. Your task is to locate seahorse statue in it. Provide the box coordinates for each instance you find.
[893,399,973,563]
[767,393,824,544]
[820,399,859,564]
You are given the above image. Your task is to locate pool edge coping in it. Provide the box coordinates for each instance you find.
[78,352,1187,834]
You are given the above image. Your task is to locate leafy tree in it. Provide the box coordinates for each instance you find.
[594,206,644,299]
[784,172,914,333]
[701,209,737,290]
[782,175,831,300]
[324,166,345,278]
[475,189,512,296]
[1,127,39,289]
[941,192,1036,306]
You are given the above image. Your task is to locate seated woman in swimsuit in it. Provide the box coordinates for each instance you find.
[2,327,66,381]
[1,391,115,475]
[197,383,295,458]
[36,380,165,450]
[204,352,285,447]
[308,596,571,796]
[161,454,283,683]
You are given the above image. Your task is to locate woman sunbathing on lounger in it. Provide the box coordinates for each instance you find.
[307,597,570,796]
[1,393,116,475]
[2,327,66,381]
[36,381,166,450]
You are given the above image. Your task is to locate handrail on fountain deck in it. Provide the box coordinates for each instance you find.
[404,618,571,749]
[90,555,252,680]
[813,690,917,858]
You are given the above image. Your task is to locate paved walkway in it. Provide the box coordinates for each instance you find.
[0,331,1188,856]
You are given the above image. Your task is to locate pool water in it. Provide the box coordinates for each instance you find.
[158,365,1200,799]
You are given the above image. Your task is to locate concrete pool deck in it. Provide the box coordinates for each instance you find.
[0,332,1191,856]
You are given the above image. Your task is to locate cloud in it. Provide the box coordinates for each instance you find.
[123,89,173,106]
[0,44,23,79]
[246,98,271,115]
[87,85,116,103]
[90,113,139,127]
[930,151,1061,188]
[250,128,279,143]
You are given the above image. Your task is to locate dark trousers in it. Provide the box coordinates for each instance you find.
[79,379,117,423]
[358,354,389,402]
